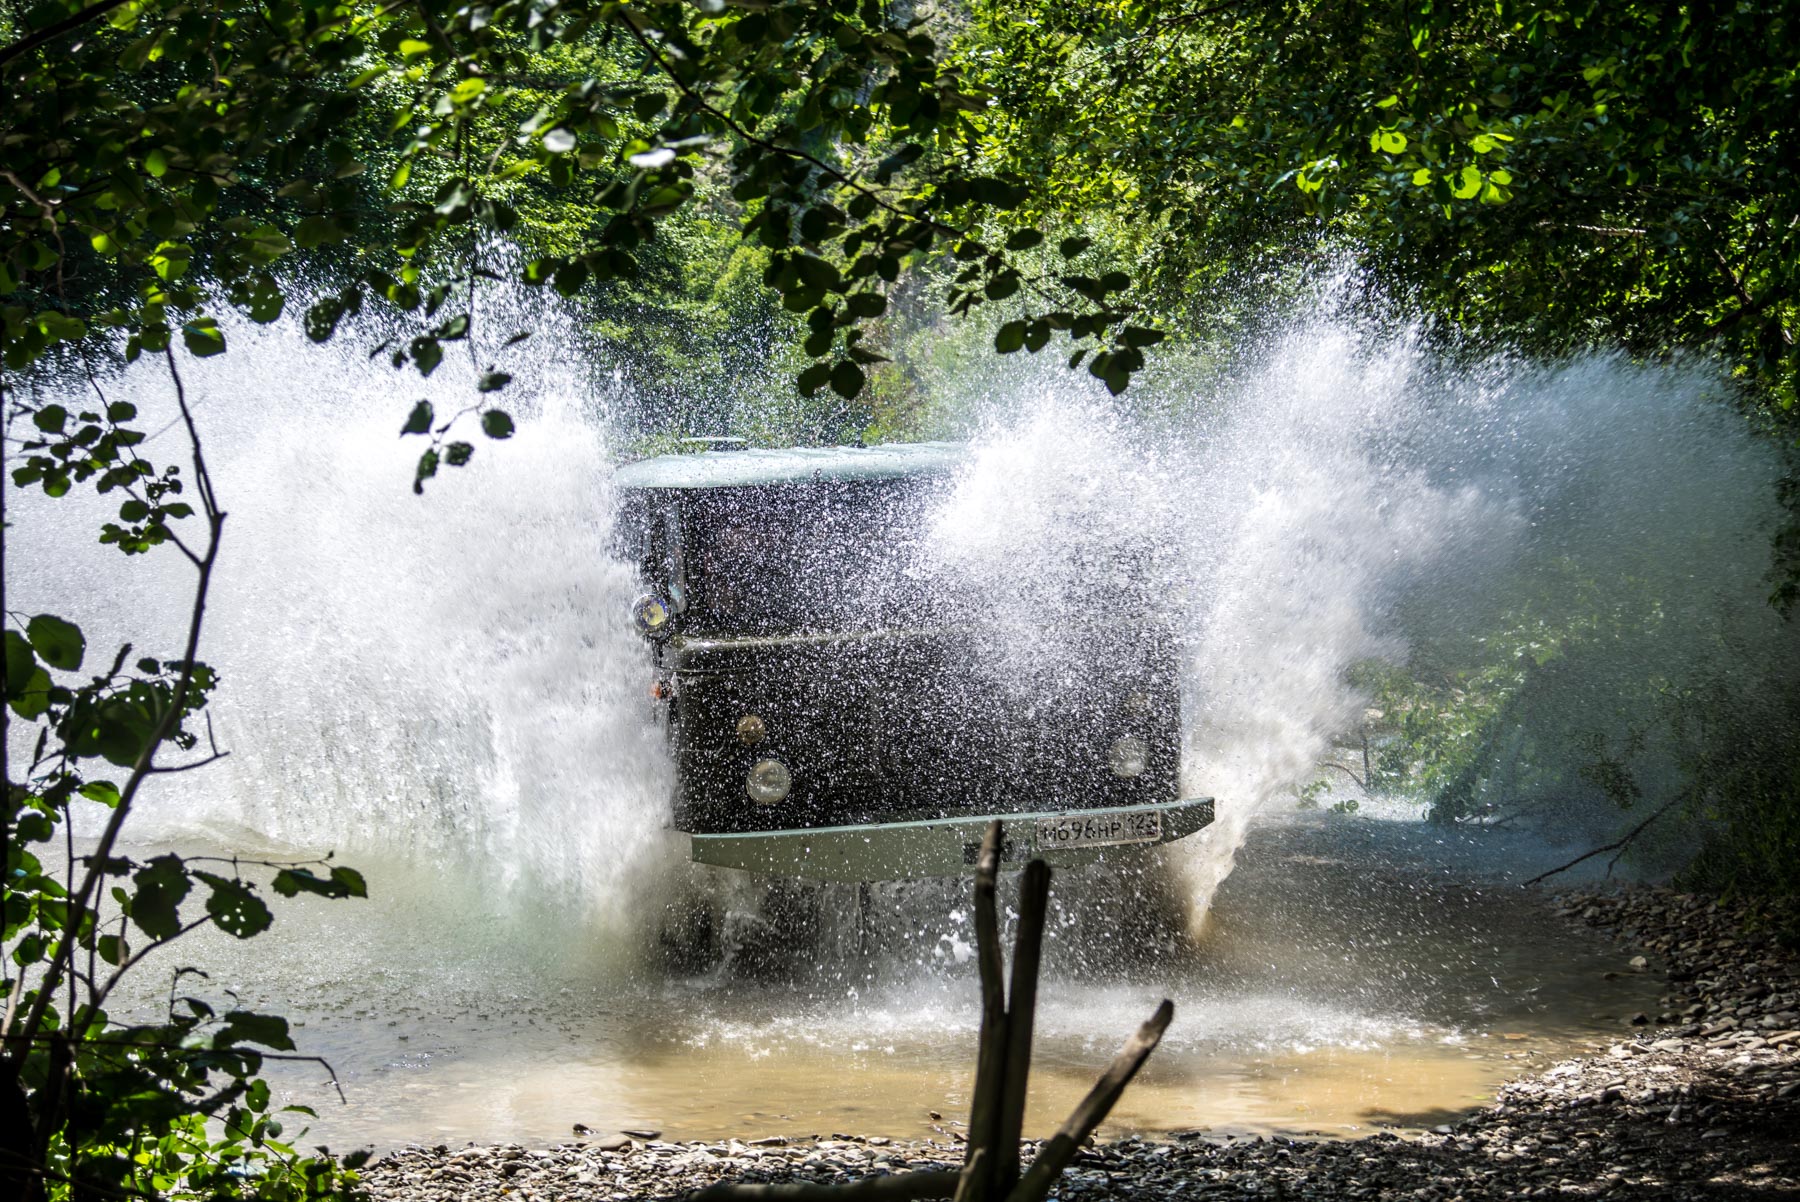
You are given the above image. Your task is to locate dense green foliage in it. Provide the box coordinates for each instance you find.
[959,0,1798,403]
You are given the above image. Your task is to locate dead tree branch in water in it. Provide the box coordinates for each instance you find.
[690,823,1173,1202]
[1521,798,1682,887]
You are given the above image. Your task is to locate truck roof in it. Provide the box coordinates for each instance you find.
[613,441,966,490]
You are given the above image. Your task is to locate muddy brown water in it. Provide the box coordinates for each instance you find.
[111,814,1659,1151]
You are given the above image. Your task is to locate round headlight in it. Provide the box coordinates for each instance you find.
[631,594,672,637]
[746,758,791,805]
[1108,736,1149,779]
[736,714,767,746]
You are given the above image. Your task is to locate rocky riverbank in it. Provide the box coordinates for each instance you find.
[363,886,1800,1201]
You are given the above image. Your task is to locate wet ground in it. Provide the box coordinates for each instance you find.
[112,813,1660,1152]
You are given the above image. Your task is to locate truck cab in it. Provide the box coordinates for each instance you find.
[614,441,1214,879]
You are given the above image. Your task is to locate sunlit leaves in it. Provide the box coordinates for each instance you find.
[180,318,226,358]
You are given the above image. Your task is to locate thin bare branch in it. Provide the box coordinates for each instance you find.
[1003,999,1174,1202]
[145,750,231,775]
[1520,797,1682,887]
[7,347,226,1072]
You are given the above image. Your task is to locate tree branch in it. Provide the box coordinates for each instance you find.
[1520,797,1681,887]
[7,346,226,1072]
[1003,999,1174,1202]
[0,0,137,73]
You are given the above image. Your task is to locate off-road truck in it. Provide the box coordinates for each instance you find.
[614,441,1214,880]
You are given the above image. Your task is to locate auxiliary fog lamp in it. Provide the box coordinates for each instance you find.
[746,759,792,805]
[1108,735,1149,779]
[631,594,673,638]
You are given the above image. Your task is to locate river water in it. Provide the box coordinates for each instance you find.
[109,813,1658,1153]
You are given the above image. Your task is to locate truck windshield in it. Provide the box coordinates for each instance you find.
[679,479,944,634]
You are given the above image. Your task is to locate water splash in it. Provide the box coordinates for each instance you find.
[5,306,679,950]
[930,317,1782,927]
[7,294,1783,957]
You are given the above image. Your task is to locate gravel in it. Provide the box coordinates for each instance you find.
[363,886,1800,1201]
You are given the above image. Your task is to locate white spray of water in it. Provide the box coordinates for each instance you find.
[933,318,1781,927]
[1166,326,1504,919]
[7,298,1782,956]
[5,309,677,947]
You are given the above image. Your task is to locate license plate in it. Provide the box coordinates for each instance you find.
[1034,809,1163,850]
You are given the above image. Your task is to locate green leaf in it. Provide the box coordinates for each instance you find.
[181,318,226,358]
[797,363,832,396]
[78,780,121,806]
[994,320,1026,353]
[412,337,443,377]
[194,872,273,939]
[96,934,128,966]
[9,667,50,719]
[1004,230,1044,251]
[1453,165,1483,200]
[216,1009,295,1051]
[445,441,474,466]
[401,401,433,436]
[130,855,191,940]
[477,371,511,393]
[1059,236,1092,258]
[829,361,865,399]
[413,449,439,495]
[15,811,53,842]
[480,410,514,439]
[4,630,36,698]
[1378,130,1407,154]
[271,866,368,900]
[27,614,84,671]
[33,403,68,433]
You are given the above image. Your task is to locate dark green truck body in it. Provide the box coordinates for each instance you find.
[614,442,1213,879]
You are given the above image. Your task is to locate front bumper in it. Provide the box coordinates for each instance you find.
[688,797,1215,881]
